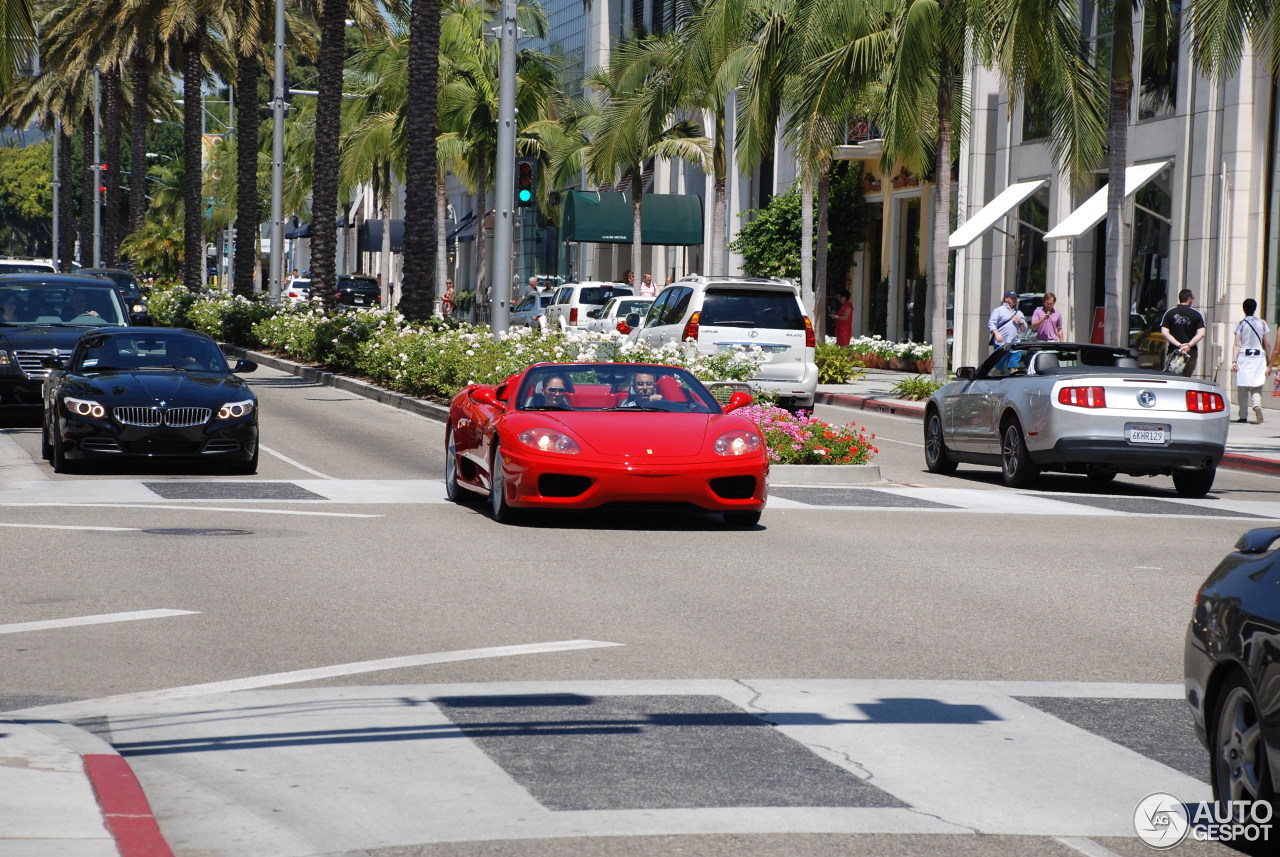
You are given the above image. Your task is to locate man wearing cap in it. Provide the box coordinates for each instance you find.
[988,290,1028,351]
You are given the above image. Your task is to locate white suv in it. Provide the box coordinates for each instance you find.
[544,281,634,330]
[629,275,818,409]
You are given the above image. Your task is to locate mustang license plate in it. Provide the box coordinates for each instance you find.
[1126,423,1169,444]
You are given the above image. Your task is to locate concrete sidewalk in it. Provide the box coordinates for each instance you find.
[0,717,173,857]
[816,368,1280,476]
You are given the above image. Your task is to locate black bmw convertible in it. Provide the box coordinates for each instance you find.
[41,328,259,473]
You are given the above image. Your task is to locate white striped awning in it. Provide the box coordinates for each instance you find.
[948,180,1048,249]
[1044,161,1171,240]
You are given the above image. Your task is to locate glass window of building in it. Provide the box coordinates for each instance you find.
[1082,0,1114,89]
[1266,83,1280,329]
[1130,164,1173,319]
[1138,2,1180,120]
[527,0,588,94]
[1013,185,1050,294]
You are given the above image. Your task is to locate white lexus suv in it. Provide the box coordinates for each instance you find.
[627,275,818,410]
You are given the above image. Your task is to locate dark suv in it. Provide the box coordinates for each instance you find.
[80,267,150,323]
[0,274,132,409]
[336,275,380,307]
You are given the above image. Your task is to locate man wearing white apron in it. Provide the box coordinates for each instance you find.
[1232,298,1271,424]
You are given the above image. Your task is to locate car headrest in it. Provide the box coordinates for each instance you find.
[1032,353,1060,374]
[1115,356,1139,369]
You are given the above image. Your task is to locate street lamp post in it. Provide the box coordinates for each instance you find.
[490,0,519,337]
[269,0,286,302]
[92,69,102,268]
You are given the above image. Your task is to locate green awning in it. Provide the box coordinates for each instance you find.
[561,191,703,246]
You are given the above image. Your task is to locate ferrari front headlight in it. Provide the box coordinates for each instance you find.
[217,399,255,420]
[517,428,581,454]
[714,430,763,456]
[64,396,106,419]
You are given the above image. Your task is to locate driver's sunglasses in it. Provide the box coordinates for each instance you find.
[545,387,568,394]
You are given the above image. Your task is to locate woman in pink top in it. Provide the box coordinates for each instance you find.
[1031,292,1063,341]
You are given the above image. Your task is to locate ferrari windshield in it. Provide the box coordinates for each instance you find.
[71,331,230,373]
[0,283,129,326]
[516,364,722,413]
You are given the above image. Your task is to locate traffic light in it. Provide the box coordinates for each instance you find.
[98,163,108,194]
[515,157,536,208]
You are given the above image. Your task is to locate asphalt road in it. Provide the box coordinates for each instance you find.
[1,364,1268,857]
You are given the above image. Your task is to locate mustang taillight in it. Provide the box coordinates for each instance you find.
[1186,390,1225,413]
[616,320,631,334]
[714,430,763,456]
[1057,386,1107,408]
[803,315,816,348]
[681,311,701,342]
[517,428,581,454]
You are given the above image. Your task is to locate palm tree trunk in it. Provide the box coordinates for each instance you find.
[58,121,75,272]
[631,165,643,295]
[182,19,206,293]
[234,48,260,297]
[128,54,150,236]
[400,0,442,321]
[310,0,346,310]
[436,171,448,314]
[1104,0,1134,346]
[102,66,122,268]
[79,108,93,266]
[800,174,814,318]
[380,163,393,306]
[813,163,831,341]
[710,108,727,276]
[930,60,955,384]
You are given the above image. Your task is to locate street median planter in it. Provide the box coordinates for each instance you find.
[768,463,882,485]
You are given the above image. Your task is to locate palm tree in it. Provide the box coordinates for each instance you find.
[555,33,710,294]
[820,0,1104,380]
[1188,0,1280,77]
[0,0,36,90]
[401,0,442,321]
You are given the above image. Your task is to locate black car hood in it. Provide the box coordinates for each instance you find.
[0,323,110,351]
[63,370,253,406]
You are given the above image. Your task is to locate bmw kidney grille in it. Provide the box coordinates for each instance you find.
[114,406,212,427]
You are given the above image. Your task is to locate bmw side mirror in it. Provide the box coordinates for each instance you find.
[956,366,975,380]
[232,359,258,374]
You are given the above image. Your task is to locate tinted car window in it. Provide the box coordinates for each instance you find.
[0,283,128,325]
[616,299,651,317]
[515,295,534,312]
[662,287,693,325]
[553,286,572,304]
[645,290,674,326]
[700,288,804,329]
[579,286,632,305]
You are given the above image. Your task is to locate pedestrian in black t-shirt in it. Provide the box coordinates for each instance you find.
[1160,289,1206,376]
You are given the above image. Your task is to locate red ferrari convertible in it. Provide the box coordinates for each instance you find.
[445,362,769,526]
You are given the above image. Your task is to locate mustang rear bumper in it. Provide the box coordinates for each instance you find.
[500,447,768,512]
[1035,438,1223,470]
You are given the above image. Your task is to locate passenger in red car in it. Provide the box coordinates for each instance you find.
[530,375,573,409]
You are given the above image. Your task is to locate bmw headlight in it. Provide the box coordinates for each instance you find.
[64,396,106,419]
[517,428,581,454]
[714,430,763,456]
[217,399,255,420]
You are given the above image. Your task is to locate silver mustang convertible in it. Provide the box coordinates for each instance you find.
[924,342,1229,497]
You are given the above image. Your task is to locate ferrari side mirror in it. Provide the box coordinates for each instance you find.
[723,391,753,413]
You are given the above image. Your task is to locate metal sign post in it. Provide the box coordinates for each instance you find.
[489,0,519,337]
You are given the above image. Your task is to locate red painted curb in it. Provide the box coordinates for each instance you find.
[1221,453,1280,476]
[83,754,175,857]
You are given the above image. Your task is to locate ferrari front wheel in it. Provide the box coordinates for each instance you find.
[489,445,518,523]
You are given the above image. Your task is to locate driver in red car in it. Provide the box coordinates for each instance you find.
[618,372,665,408]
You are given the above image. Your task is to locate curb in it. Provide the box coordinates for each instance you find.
[769,464,883,485]
[818,392,1280,477]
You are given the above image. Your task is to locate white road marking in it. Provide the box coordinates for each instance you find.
[28,678,1204,849]
[0,608,199,636]
[7,503,380,518]
[259,444,334,479]
[14,639,624,720]
[1055,837,1128,857]
[0,521,137,531]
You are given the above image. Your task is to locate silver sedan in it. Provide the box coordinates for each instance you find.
[923,342,1230,496]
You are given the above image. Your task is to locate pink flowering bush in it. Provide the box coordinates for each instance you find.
[737,405,879,465]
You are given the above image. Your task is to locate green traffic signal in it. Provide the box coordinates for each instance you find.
[517,188,533,204]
